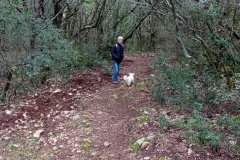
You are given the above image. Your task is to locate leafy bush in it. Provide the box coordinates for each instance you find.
[217,115,240,140]
[153,52,239,152]
[0,4,105,101]
[153,53,200,109]
[185,111,221,149]
[153,52,238,108]
[158,115,171,129]
[94,56,111,75]
[12,26,98,90]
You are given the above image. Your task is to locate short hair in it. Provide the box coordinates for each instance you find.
[117,36,123,40]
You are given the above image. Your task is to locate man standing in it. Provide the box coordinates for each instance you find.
[111,36,124,83]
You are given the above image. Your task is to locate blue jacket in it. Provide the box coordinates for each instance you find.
[111,43,124,63]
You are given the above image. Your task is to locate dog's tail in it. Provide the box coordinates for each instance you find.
[123,75,128,80]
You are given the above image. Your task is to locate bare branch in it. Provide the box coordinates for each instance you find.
[123,12,151,42]
[41,0,74,31]
[167,0,191,58]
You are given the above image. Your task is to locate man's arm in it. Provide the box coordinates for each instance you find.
[111,46,115,56]
[111,45,119,59]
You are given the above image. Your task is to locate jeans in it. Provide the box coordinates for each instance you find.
[112,61,120,81]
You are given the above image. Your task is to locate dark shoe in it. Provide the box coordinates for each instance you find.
[112,81,119,84]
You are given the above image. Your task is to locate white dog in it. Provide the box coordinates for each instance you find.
[123,73,135,86]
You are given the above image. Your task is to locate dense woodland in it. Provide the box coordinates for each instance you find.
[0,0,240,156]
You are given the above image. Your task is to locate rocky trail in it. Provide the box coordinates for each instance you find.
[0,54,231,160]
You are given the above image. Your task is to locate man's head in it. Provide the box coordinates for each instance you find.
[117,36,123,44]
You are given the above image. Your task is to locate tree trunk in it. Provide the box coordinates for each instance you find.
[168,0,191,58]
[29,0,45,58]
[1,71,12,102]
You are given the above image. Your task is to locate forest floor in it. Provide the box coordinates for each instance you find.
[0,53,237,160]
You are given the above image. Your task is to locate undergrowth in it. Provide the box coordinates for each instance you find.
[0,6,109,102]
[153,52,240,154]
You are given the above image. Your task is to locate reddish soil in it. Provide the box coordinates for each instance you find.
[0,53,238,160]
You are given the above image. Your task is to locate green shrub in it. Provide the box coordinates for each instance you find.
[198,131,221,149]
[153,52,238,110]
[187,111,211,132]
[185,110,221,149]
[158,115,171,129]
[174,118,185,128]
[152,52,239,152]
[94,56,111,75]
[153,53,200,109]
[217,115,240,140]
[0,5,105,100]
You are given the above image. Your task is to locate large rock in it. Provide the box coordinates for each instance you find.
[141,142,150,150]
[103,141,110,147]
[187,148,193,156]
[53,89,62,94]
[33,129,44,138]
[134,137,145,145]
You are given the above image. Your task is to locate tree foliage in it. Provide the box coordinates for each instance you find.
[0,0,153,102]
[0,0,239,102]
[150,0,240,154]
[0,0,239,155]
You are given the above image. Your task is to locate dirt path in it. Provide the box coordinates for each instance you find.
[0,53,225,160]
[81,54,156,159]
